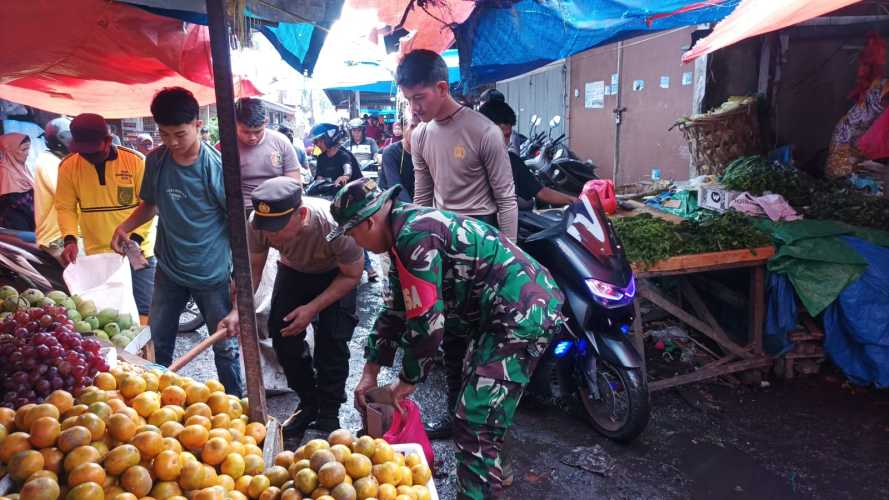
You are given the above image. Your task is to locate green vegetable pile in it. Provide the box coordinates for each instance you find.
[612,212,773,265]
[719,156,889,229]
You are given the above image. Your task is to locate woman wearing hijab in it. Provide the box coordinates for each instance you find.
[0,133,36,230]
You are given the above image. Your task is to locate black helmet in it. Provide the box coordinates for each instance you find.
[309,123,344,148]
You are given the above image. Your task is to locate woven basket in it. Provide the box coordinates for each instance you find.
[673,100,762,176]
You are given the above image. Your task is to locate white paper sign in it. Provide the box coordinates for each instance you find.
[660,76,670,89]
[682,72,693,86]
[585,81,605,109]
[633,80,645,91]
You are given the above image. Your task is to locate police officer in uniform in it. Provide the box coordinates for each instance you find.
[219,177,364,434]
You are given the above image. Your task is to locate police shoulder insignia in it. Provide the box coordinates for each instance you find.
[257,202,271,214]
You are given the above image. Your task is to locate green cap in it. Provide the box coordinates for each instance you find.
[326,178,401,241]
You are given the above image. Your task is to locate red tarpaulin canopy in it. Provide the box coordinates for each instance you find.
[682,0,862,63]
[0,0,258,118]
[350,0,475,55]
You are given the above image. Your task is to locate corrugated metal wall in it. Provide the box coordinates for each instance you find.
[497,62,567,139]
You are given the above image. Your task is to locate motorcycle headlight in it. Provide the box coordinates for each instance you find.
[585,276,636,308]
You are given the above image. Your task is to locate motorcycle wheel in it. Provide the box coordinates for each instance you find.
[178,298,205,333]
[579,360,650,442]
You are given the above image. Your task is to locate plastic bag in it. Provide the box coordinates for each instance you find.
[583,179,617,214]
[62,253,138,321]
[383,400,434,467]
[856,106,889,160]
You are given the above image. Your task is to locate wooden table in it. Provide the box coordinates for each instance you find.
[631,246,776,390]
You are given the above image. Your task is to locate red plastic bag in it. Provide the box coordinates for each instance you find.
[857,106,889,160]
[583,179,618,214]
[383,400,435,466]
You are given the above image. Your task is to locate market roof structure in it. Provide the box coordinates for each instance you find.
[682,0,864,62]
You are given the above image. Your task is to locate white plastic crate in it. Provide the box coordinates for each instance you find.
[391,443,439,500]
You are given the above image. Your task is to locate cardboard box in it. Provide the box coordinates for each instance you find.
[698,185,741,213]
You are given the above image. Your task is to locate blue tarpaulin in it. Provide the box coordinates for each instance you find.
[326,49,460,93]
[458,0,740,86]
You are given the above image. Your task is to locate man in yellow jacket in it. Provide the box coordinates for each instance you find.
[55,113,156,317]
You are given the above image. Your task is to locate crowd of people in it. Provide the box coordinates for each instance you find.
[0,50,574,500]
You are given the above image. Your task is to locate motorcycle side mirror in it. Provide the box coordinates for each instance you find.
[549,115,561,128]
[530,114,539,127]
[534,116,543,127]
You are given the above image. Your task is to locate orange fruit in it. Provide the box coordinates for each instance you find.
[90,440,109,460]
[245,423,266,445]
[160,436,183,454]
[235,474,253,495]
[329,445,351,463]
[119,374,147,400]
[247,474,271,499]
[193,486,226,500]
[107,398,128,413]
[160,421,184,439]
[132,431,164,460]
[352,436,375,458]
[157,371,178,390]
[77,388,107,405]
[317,462,345,489]
[229,440,246,457]
[29,416,61,448]
[107,413,138,443]
[202,464,218,488]
[114,407,141,424]
[142,372,160,392]
[24,404,60,430]
[227,398,244,420]
[184,403,212,421]
[221,453,246,479]
[148,408,177,428]
[8,449,44,481]
[343,453,372,481]
[94,373,117,391]
[63,444,101,472]
[208,428,232,443]
[154,450,182,481]
[40,447,64,474]
[15,403,36,429]
[264,465,289,488]
[274,451,295,469]
[151,480,183,500]
[130,392,161,418]
[104,444,141,476]
[61,403,88,421]
[185,383,210,405]
[294,469,317,495]
[206,393,228,415]
[201,437,229,466]
[327,429,353,447]
[243,454,265,475]
[0,407,15,429]
[67,462,106,487]
[111,493,138,500]
[205,380,225,393]
[244,444,263,457]
[354,476,379,500]
[73,413,105,441]
[66,481,104,500]
[210,414,231,430]
[309,450,337,473]
[60,415,79,431]
[178,459,206,491]
[160,386,186,407]
[371,441,394,465]
[218,474,236,492]
[46,390,75,414]
[0,431,31,462]
[178,424,209,450]
[185,415,212,431]
[20,476,60,500]
[121,464,153,497]
[135,424,161,435]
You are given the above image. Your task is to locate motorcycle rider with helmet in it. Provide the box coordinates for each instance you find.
[309,123,361,187]
[345,118,379,165]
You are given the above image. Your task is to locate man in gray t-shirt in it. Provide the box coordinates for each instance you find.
[233,98,301,206]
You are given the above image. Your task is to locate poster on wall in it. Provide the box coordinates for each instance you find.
[585,81,605,109]
[633,80,645,91]
[682,72,693,86]
[660,76,670,89]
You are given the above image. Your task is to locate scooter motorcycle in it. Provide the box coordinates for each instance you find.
[519,184,649,442]
[523,115,598,196]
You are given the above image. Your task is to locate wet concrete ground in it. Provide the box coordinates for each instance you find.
[173,259,889,500]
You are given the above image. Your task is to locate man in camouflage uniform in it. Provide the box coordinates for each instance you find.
[327,178,565,499]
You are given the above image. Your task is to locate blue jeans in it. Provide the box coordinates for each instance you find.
[131,257,157,317]
[363,250,373,273]
[149,267,244,396]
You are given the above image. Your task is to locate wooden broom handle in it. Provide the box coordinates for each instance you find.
[168,328,228,372]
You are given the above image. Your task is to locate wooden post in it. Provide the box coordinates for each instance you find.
[205,0,267,423]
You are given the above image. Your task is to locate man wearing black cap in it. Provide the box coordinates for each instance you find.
[55,113,156,318]
[218,176,364,435]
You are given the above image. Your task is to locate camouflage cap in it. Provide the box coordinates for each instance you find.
[326,178,401,241]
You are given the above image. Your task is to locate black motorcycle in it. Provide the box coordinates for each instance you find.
[522,115,598,196]
[519,187,649,442]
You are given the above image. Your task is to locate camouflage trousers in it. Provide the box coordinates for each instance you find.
[452,337,549,500]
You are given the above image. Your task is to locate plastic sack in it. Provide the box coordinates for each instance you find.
[62,253,138,321]
[383,400,434,467]
[856,106,889,160]
[583,179,617,214]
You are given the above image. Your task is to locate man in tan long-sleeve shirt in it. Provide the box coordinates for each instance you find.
[396,49,519,442]
[399,49,518,241]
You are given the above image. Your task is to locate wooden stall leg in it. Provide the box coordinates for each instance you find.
[748,265,766,355]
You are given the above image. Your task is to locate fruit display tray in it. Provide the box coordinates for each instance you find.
[391,443,439,500]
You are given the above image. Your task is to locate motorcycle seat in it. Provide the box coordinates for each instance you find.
[517,209,564,242]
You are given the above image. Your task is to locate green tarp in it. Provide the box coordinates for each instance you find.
[754,219,889,315]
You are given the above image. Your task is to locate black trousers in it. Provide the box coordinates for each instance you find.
[268,263,358,415]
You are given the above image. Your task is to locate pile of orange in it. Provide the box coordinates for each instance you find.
[0,364,268,500]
